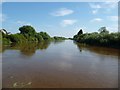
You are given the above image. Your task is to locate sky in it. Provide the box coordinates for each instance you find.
[1,2,118,38]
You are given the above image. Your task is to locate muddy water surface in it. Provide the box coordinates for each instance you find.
[2,40,118,88]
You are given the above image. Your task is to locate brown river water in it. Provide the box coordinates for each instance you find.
[2,40,119,88]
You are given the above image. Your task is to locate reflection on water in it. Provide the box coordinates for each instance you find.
[52,40,65,44]
[75,41,119,56]
[2,40,119,88]
[2,41,51,56]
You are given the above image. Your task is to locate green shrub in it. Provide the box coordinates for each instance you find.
[73,27,120,49]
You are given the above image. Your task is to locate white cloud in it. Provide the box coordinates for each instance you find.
[92,9,98,14]
[89,2,117,14]
[16,20,31,25]
[107,16,118,21]
[103,2,117,9]
[107,24,118,32]
[102,2,118,13]
[90,18,103,22]
[61,19,77,27]
[89,3,101,14]
[89,3,101,9]
[51,8,74,16]
[89,2,117,9]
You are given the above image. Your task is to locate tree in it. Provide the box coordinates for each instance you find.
[39,32,51,40]
[35,33,43,42]
[77,29,83,35]
[98,27,109,34]
[19,25,36,36]
[8,34,27,43]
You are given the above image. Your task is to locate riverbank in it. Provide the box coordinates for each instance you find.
[73,27,120,49]
[0,25,67,45]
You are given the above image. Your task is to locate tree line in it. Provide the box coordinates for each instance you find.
[0,25,66,45]
[73,27,120,49]
[1,25,119,49]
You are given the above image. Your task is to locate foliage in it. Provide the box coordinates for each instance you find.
[77,29,83,35]
[7,34,26,43]
[19,25,36,36]
[39,32,51,40]
[53,36,66,41]
[2,25,66,45]
[35,33,44,42]
[98,27,109,34]
[73,27,120,49]
[2,38,11,45]
[0,31,11,45]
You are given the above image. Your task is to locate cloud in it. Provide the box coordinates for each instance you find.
[107,24,118,32]
[107,16,118,21]
[89,2,117,14]
[89,3,101,9]
[16,20,31,25]
[60,19,77,27]
[51,8,74,16]
[89,2,117,9]
[92,9,98,14]
[90,18,103,22]
[89,3,101,14]
[103,2,117,9]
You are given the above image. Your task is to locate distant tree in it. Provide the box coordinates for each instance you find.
[98,27,109,34]
[35,33,43,42]
[19,25,36,36]
[53,36,66,41]
[77,29,83,35]
[8,33,27,43]
[39,32,51,40]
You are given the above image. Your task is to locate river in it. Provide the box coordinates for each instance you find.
[2,40,118,88]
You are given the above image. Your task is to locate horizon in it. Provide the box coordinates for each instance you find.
[1,2,118,38]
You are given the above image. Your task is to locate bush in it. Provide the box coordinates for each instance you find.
[19,25,36,37]
[2,25,53,44]
[53,36,66,41]
[8,34,27,43]
[2,38,11,45]
[39,32,51,40]
[73,27,120,49]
